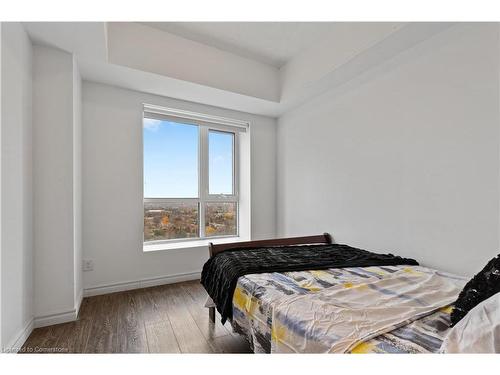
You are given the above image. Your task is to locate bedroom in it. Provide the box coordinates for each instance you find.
[1,0,500,372]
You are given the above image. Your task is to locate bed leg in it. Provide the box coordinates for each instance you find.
[209,307,215,323]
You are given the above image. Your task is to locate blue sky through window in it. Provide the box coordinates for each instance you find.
[143,118,234,198]
[209,131,234,195]
[143,118,198,198]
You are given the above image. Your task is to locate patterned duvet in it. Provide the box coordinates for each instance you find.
[230,265,466,353]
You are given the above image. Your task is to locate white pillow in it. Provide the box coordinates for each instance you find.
[440,292,500,353]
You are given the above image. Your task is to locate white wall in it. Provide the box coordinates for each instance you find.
[33,44,82,325]
[73,58,83,309]
[0,21,3,350]
[1,22,33,350]
[277,24,499,277]
[82,81,276,292]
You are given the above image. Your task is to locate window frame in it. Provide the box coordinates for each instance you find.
[143,105,244,245]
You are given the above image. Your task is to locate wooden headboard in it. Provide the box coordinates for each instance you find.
[206,233,333,322]
[208,233,333,257]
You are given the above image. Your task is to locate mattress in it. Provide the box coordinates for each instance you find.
[230,265,465,353]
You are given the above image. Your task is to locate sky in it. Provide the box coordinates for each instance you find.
[143,118,233,198]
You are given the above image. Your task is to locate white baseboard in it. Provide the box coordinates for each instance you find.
[3,318,34,353]
[28,273,199,330]
[34,308,79,329]
[1,273,200,351]
[83,271,201,297]
[29,291,83,329]
[75,288,83,316]
[3,290,86,350]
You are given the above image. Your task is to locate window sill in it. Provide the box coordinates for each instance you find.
[143,236,248,253]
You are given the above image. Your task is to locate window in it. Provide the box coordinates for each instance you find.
[143,105,246,244]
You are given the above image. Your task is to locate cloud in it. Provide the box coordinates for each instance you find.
[143,118,163,132]
[212,153,232,163]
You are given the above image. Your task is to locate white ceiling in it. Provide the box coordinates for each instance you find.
[23,22,455,117]
[140,22,337,67]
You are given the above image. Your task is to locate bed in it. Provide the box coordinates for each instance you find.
[202,234,467,354]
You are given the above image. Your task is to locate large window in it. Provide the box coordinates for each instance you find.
[143,105,244,244]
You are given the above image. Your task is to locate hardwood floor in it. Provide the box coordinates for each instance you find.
[20,280,252,354]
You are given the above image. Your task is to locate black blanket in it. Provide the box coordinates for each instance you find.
[200,243,418,323]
